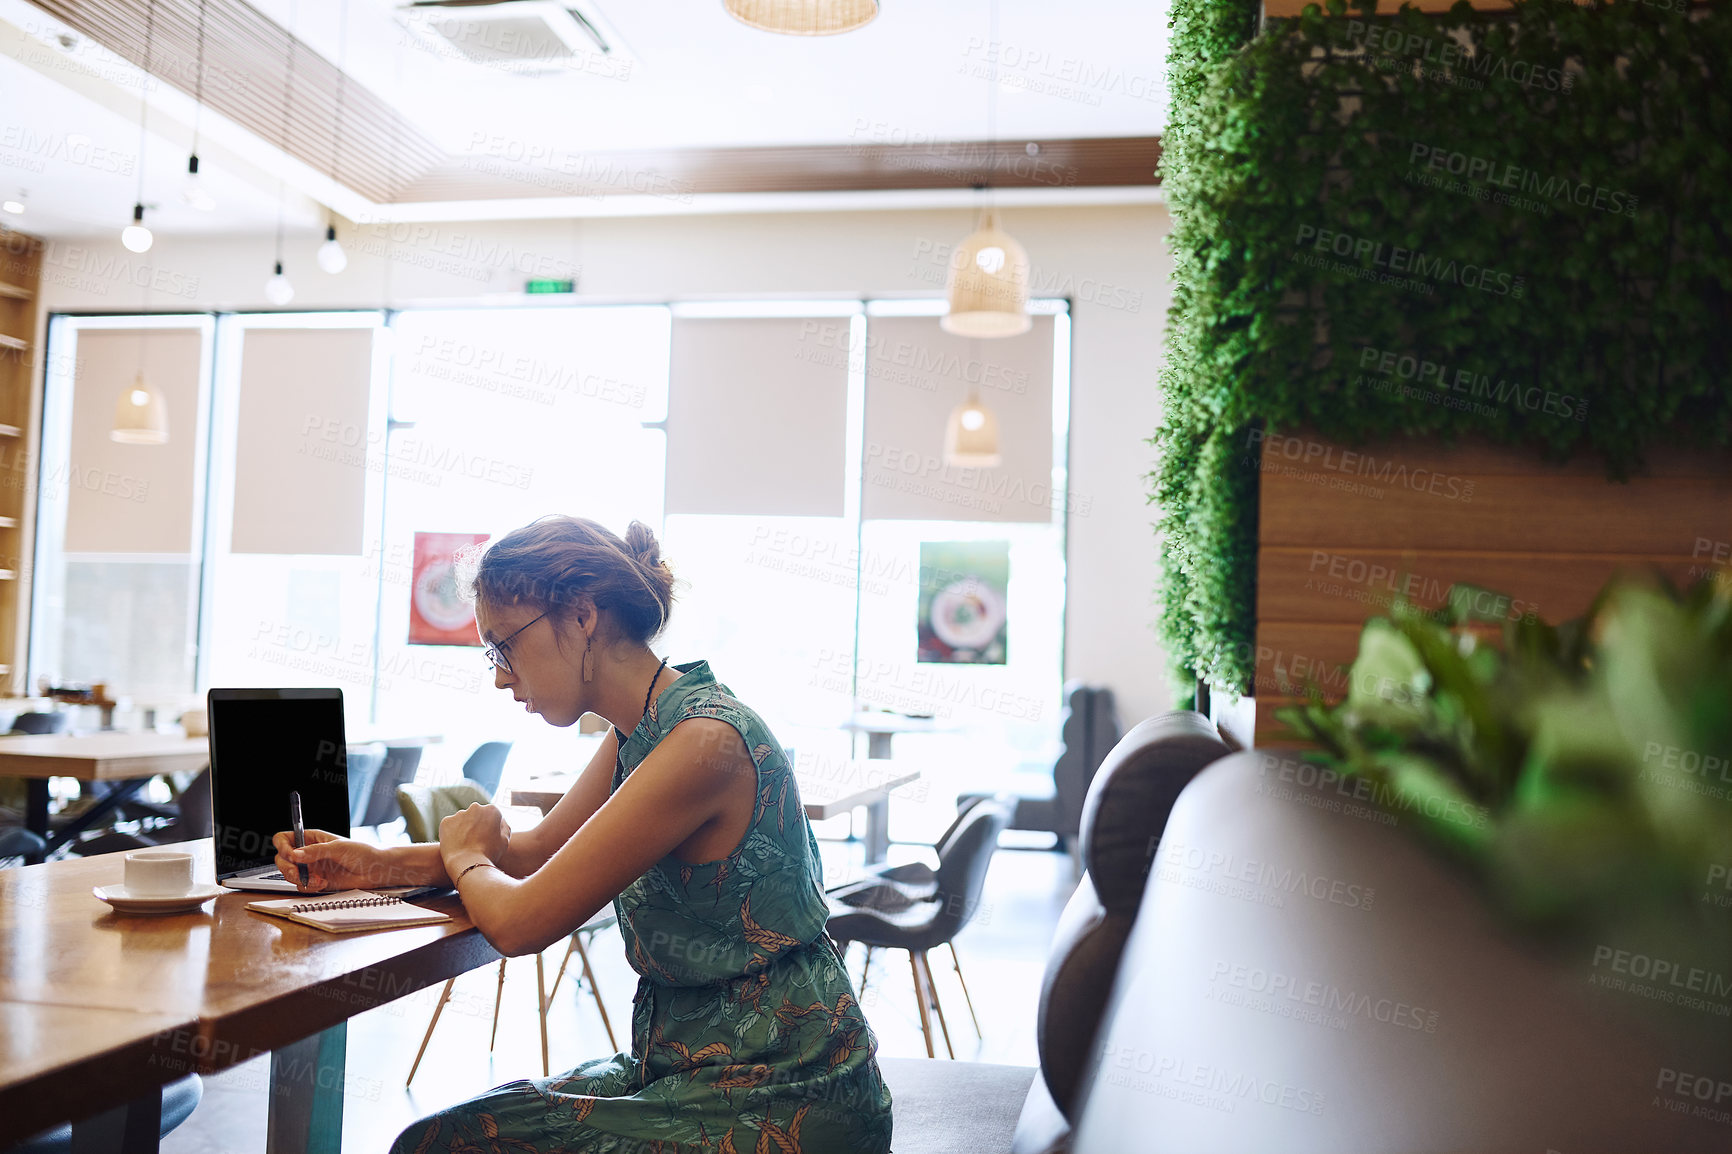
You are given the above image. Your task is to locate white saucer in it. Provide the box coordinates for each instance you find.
[93,883,226,916]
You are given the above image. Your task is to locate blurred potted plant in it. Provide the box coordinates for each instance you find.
[1279,573,1732,936]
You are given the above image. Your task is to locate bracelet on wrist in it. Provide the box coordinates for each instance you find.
[455,860,495,884]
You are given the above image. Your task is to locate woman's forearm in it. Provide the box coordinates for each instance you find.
[365,842,451,888]
[446,853,605,958]
[496,827,553,879]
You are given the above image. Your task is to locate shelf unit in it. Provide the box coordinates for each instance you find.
[0,226,41,697]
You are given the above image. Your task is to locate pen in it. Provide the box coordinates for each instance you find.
[289,790,309,889]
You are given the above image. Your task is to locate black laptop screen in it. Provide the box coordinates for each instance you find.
[209,690,351,877]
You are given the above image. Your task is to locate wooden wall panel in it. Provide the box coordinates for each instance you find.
[1258,471,1732,554]
[1250,622,1361,700]
[1251,433,1732,743]
[1255,696,1307,743]
[1257,548,1708,625]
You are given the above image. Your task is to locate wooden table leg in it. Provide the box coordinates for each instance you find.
[267,1022,346,1154]
[536,952,550,1077]
[68,1083,163,1153]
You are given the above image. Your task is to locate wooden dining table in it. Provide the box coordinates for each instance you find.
[0,733,215,863]
[0,725,446,863]
[0,839,496,1151]
[839,710,957,760]
[510,756,922,864]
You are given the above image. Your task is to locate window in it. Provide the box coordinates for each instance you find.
[197,313,391,723]
[32,315,215,722]
[32,297,1070,844]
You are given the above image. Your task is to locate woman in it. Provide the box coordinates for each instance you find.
[272,516,894,1153]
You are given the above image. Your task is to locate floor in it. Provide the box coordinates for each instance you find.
[158,839,1077,1154]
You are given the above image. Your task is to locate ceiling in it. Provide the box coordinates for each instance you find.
[1,0,1171,240]
[256,0,1173,154]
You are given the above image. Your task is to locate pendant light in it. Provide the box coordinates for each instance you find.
[941,207,1031,337]
[121,0,157,254]
[316,0,348,276]
[181,156,214,212]
[317,226,346,274]
[121,205,153,253]
[940,0,1030,339]
[264,4,296,306]
[181,0,215,212]
[944,350,1003,468]
[723,0,877,35]
[264,256,295,305]
[112,371,169,444]
[114,262,167,445]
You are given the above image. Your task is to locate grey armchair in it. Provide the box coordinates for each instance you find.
[959,682,1121,853]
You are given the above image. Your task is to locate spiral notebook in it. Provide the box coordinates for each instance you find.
[245,890,453,933]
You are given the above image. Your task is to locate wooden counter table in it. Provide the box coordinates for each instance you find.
[0,839,498,1151]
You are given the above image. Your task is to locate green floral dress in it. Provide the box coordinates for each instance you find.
[390,661,894,1154]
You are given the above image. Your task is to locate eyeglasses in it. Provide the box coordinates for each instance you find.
[483,611,548,675]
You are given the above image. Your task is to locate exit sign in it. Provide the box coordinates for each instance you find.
[525,278,576,294]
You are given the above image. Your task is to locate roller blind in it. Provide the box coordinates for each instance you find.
[666,317,850,516]
[862,315,1055,523]
[65,328,202,553]
[230,327,374,555]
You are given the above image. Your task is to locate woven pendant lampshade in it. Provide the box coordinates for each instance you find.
[112,371,169,445]
[944,394,1002,468]
[941,209,1032,338]
[723,0,878,34]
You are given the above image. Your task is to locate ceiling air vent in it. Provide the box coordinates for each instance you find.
[397,1,636,78]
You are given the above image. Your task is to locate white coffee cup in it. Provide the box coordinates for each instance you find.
[124,849,195,897]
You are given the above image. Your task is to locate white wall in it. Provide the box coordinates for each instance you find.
[33,203,1177,725]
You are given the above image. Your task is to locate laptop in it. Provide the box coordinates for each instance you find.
[209,687,354,893]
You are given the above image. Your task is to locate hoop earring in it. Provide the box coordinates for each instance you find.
[581,635,594,683]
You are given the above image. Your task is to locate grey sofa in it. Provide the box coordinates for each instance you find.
[880,711,1230,1153]
[882,732,1732,1152]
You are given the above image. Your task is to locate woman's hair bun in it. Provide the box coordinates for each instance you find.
[624,520,663,570]
[621,520,675,633]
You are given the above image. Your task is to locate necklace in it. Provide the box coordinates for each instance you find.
[642,655,670,723]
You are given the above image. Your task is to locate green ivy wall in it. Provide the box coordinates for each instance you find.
[1152,0,1732,700]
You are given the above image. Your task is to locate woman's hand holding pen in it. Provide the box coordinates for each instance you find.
[271,829,385,893]
[438,803,511,878]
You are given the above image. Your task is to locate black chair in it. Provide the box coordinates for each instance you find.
[1,1076,203,1154]
[0,827,45,866]
[345,742,388,827]
[358,745,425,828]
[958,683,1121,855]
[827,798,1012,1059]
[461,741,513,801]
[2,714,67,846]
[8,712,67,735]
[826,794,997,1033]
[827,794,993,900]
[68,767,212,856]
